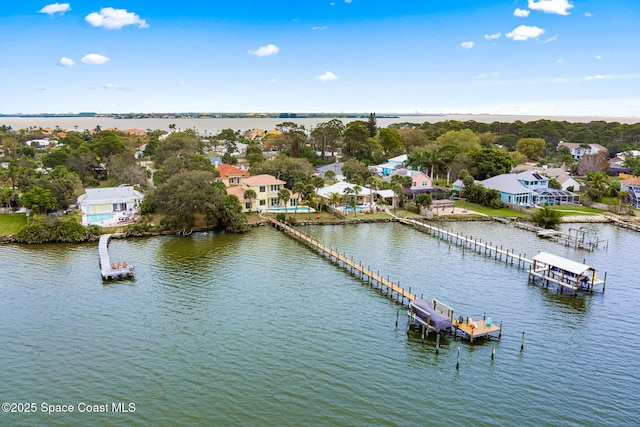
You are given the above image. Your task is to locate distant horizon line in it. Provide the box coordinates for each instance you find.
[2,111,640,120]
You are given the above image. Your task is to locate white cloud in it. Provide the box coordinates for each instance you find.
[268,78,277,84]
[248,44,280,57]
[39,3,71,15]
[484,32,501,40]
[506,25,545,41]
[103,83,131,91]
[461,41,474,49]
[177,80,186,86]
[81,53,110,65]
[586,75,612,81]
[57,57,75,66]
[543,34,558,43]
[596,55,602,60]
[85,8,149,30]
[528,0,573,16]
[557,58,564,63]
[315,71,338,82]
[345,0,352,3]
[312,26,328,30]
[585,12,592,17]
[514,8,530,17]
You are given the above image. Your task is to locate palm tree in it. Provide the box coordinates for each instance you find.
[439,145,460,187]
[278,188,290,216]
[618,190,630,214]
[352,185,362,216]
[425,149,444,182]
[243,189,256,212]
[328,192,341,217]
[585,171,609,202]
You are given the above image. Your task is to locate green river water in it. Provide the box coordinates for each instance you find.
[0,221,638,426]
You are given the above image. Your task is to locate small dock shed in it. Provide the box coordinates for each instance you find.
[528,251,605,292]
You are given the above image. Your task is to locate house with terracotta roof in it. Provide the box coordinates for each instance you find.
[621,177,640,209]
[232,174,298,212]
[215,163,250,187]
[558,141,608,160]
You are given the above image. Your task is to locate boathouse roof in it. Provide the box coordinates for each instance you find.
[532,251,595,276]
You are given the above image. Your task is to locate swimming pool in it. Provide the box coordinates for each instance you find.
[86,213,113,224]
[344,205,373,212]
[265,207,316,213]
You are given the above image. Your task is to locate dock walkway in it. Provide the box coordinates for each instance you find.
[397,218,533,268]
[269,217,500,342]
[606,214,640,232]
[99,234,134,280]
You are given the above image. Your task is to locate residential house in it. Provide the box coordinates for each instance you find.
[513,163,581,191]
[233,174,297,213]
[388,168,433,197]
[374,154,408,176]
[77,185,143,226]
[27,138,57,149]
[316,181,374,206]
[216,163,250,187]
[316,162,346,181]
[557,141,608,160]
[621,177,640,209]
[456,170,579,206]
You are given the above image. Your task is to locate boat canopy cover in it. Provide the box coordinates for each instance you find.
[533,251,594,276]
[410,299,453,331]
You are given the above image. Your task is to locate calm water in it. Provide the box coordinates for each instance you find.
[2,114,639,134]
[0,221,639,426]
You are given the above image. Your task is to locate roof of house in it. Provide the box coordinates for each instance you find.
[621,177,640,186]
[388,154,408,163]
[479,174,534,195]
[209,156,223,166]
[558,141,608,152]
[216,163,250,178]
[77,186,143,204]
[243,174,286,186]
[226,185,246,201]
[317,181,373,198]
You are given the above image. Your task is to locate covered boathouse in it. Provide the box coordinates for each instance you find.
[528,251,606,293]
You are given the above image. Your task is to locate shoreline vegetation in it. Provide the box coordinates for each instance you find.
[0,205,622,244]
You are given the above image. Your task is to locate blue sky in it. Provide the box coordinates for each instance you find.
[1,1,639,117]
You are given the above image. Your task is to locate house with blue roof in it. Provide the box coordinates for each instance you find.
[454,170,579,206]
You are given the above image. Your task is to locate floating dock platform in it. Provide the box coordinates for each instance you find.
[408,299,502,342]
[99,234,134,280]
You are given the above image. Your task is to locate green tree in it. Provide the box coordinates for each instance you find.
[516,137,546,161]
[532,205,562,229]
[278,188,290,215]
[436,129,481,153]
[21,186,57,214]
[275,122,307,158]
[584,171,609,202]
[311,119,344,161]
[249,155,315,188]
[468,148,513,180]
[378,128,404,157]
[414,193,432,212]
[243,189,257,212]
[367,113,378,137]
[341,158,372,182]
[218,195,248,232]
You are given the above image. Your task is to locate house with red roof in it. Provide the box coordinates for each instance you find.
[216,163,250,187]
[621,176,640,209]
[230,174,298,212]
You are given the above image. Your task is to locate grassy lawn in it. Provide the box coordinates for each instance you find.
[544,205,604,215]
[453,201,532,218]
[0,213,27,236]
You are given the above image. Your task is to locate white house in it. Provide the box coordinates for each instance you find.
[77,185,143,226]
[557,141,608,160]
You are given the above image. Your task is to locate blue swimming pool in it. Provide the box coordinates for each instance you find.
[86,213,113,224]
[265,207,316,213]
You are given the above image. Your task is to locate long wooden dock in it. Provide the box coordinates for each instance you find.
[397,218,533,268]
[269,217,416,305]
[99,234,134,280]
[269,218,501,342]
